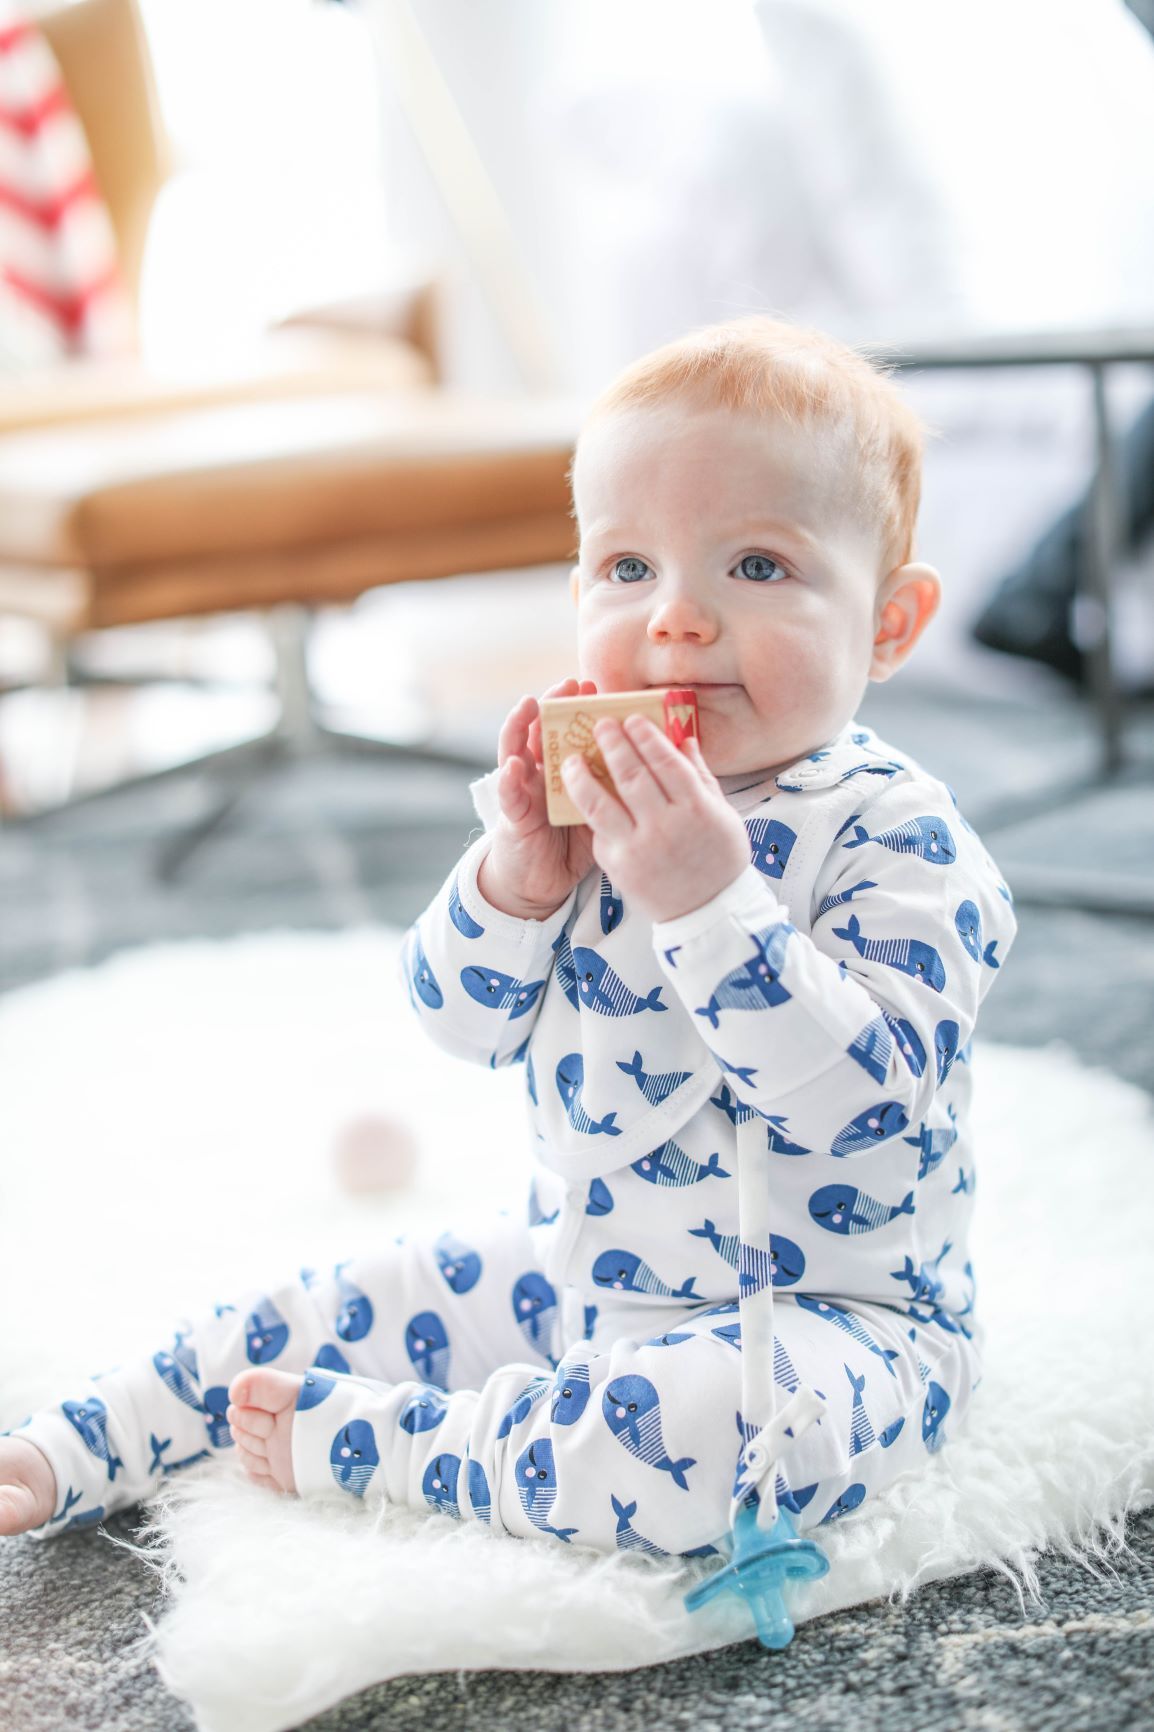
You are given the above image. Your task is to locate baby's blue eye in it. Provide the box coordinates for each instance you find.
[609,557,652,584]
[736,553,786,583]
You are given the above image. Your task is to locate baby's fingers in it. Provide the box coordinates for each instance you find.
[498,753,543,828]
[497,694,536,769]
[528,677,596,763]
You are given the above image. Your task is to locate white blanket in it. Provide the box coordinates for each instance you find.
[2,930,1152,1732]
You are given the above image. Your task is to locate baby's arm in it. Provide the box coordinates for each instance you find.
[399,831,576,1069]
[651,780,1018,1152]
[399,681,597,1069]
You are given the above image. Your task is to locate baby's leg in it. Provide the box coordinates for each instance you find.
[4,1209,550,1538]
[269,1292,979,1557]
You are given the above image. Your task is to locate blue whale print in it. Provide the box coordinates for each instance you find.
[467,1455,491,1524]
[526,1051,538,1105]
[202,1387,233,1448]
[611,1493,668,1558]
[62,1397,123,1482]
[831,1100,909,1156]
[591,1249,697,1301]
[695,923,793,1029]
[833,914,946,992]
[955,900,1000,968]
[245,1297,290,1364]
[515,1437,577,1541]
[882,1010,929,1076]
[551,1358,592,1426]
[512,1272,558,1359]
[631,1140,729,1187]
[890,1239,952,1307]
[846,1015,894,1085]
[497,1375,551,1439]
[745,816,797,879]
[551,926,580,1010]
[434,1231,482,1296]
[572,948,666,1017]
[599,873,624,934]
[585,1177,609,1219]
[335,1266,374,1344]
[688,1218,805,1291]
[809,1183,916,1235]
[423,1451,462,1518]
[603,1375,695,1490]
[398,1385,450,1434]
[816,878,878,922]
[820,1483,866,1523]
[879,1416,905,1448]
[935,1019,961,1083]
[555,1053,620,1137]
[152,1350,203,1414]
[904,1110,958,1181]
[586,1177,614,1216]
[407,934,443,1009]
[710,1082,759,1126]
[405,1310,450,1387]
[460,966,545,1019]
[922,1381,951,1451]
[296,1372,337,1412]
[313,1342,351,1376]
[843,815,956,864]
[845,1365,877,1455]
[330,1420,379,1497]
[616,1049,691,1106]
[448,875,485,938]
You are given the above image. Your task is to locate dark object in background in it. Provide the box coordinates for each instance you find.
[971,396,1154,688]
[972,0,1154,689]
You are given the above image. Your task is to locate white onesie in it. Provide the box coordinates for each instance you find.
[14,714,1016,1559]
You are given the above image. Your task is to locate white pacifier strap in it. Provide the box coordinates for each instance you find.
[731,1114,829,1531]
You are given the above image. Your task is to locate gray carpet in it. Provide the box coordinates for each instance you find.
[2,679,1152,1732]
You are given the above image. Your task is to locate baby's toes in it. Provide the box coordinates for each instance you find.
[229,1367,302,1416]
[236,1441,280,1491]
[227,1368,300,1495]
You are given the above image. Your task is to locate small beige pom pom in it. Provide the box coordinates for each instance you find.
[332,1114,419,1194]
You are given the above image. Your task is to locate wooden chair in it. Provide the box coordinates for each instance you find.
[0,0,578,860]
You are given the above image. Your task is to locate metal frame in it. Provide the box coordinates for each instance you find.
[11,604,490,879]
[890,332,1154,917]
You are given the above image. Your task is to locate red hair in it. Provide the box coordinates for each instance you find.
[572,315,928,572]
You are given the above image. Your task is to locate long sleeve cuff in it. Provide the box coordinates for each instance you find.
[650,863,788,949]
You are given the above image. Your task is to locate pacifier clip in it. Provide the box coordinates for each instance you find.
[683,1113,831,1649]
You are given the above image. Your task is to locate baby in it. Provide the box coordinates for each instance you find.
[1,316,1016,1568]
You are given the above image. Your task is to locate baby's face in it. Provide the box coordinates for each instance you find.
[572,403,895,777]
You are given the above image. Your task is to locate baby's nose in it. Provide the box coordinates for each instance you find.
[646,591,718,642]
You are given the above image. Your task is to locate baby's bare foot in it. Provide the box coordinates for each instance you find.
[0,1436,58,1536]
[227,1368,301,1494]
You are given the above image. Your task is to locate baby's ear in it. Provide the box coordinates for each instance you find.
[869,562,941,682]
[569,564,581,606]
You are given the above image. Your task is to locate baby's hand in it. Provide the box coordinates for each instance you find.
[477,679,599,920]
[561,713,750,924]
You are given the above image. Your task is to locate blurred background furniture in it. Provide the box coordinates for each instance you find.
[0,0,578,868]
[891,329,1154,918]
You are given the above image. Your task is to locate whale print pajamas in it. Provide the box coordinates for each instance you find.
[14,717,1015,1558]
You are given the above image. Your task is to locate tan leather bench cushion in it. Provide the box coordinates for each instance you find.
[0,392,581,628]
[0,329,435,435]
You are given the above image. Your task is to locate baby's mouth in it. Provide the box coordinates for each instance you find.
[646,682,737,693]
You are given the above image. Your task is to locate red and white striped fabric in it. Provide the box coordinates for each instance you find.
[0,2,133,370]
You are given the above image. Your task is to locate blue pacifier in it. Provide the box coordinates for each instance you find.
[684,1501,829,1650]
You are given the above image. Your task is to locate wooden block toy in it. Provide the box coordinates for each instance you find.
[539,687,699,825]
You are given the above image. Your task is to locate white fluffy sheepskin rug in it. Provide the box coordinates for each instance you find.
[3,930,1153,1732]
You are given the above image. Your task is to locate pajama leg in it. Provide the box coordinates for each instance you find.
[15,1208,554,1538]
[290,1291,980,1558]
